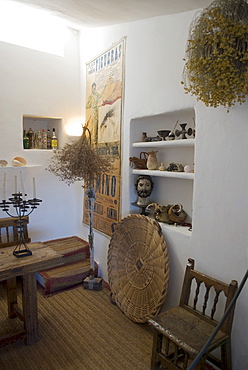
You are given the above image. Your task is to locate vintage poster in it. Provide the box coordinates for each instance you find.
[83,39,125,236]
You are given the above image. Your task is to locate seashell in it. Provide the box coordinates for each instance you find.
[0,160,8,167]
[12,157,27,167]
[184,165,192,173]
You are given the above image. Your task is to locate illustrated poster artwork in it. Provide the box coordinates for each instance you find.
[83,39,125,236]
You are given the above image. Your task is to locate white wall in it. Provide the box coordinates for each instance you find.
[0,27,83,241]
[0,8,247,368]
[79,11,248,368]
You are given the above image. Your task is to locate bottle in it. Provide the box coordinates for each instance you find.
[27,128,34,149]
[23,130,29,149]
[42,129,47,149]
[34,133,38,149]
[47,129,52,149]
[51,128,58,150]
[37,130,42,149]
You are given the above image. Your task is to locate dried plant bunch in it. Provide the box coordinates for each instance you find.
[47,134,111,187]
[182,0,248,109]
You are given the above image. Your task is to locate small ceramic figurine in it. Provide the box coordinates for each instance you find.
[147,150,158,170]
[0,160,8,167]
[159,162,166,171]
[166,162,184,172]
[142,132,147,142]
[146,202,187,225]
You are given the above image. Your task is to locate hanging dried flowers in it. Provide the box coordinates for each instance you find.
[182,0,248,109]
[47,130,111,188]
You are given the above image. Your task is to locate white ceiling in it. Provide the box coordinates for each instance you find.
[11,0,213,28]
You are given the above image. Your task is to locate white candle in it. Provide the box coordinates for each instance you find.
[33,177,36,199]
[14,175,17,194]
[2,172,6,201]
[20,171,25,200]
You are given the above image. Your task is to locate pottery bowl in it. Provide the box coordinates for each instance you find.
[157,130,171,140]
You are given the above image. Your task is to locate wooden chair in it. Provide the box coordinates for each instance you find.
[0,216,30,328]
[148,258,238,370]
[0,216,30,248]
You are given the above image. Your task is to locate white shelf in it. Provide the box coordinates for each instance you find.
[130,108,196,225]
[0,165,42,169]
[129,213,192,237]
[132,169,194,180]
[132,138,195,148]
[160,222,192,237]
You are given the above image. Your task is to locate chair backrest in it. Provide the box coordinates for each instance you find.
[0,216,30,248]
[179,258,238,335]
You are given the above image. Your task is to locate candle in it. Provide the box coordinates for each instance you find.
[20,171,25,200]
[2,172,6,201]
[14,175,17,194]
[33,177,36,199]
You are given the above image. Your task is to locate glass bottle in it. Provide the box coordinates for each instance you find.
[51,128,58,149]
[47,129,52,149]
[27,128,34,149]
[42,129,47,149]
[23,130,29,149]
[37,130,42,149]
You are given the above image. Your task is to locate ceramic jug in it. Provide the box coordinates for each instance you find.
[147,150,158,170]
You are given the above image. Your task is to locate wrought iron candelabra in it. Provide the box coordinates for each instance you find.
[0,192,42,257]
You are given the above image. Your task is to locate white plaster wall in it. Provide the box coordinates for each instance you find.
[80,10,248,368]
[0,8,247,368]
[0,27,83,241]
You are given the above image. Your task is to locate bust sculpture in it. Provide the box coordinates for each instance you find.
[135,175,154,207]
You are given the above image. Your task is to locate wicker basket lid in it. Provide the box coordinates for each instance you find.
[107,214,169,323]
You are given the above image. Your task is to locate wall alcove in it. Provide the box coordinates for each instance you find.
[129,108,195,237]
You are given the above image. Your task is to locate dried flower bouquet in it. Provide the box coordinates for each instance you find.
[47,130,111,278]
[182,0,248,110]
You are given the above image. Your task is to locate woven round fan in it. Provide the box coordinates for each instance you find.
[107,214,169,323]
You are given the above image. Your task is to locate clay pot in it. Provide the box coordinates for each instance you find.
[147,151,158,170]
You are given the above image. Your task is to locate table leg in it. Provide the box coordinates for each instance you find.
[22,272,39,345]
[6,277,17,318]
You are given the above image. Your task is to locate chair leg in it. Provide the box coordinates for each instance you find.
[221,339,232,370]
[151,330,163,370]
[195,355,207,370]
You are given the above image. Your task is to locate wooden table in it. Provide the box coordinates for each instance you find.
[0,243,64,346]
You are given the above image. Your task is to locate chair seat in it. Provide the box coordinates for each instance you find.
[149,306,228,357]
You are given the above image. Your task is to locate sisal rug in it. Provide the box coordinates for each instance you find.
[36,236,98,296]
[0,281,216,370]
[0,281,153,370]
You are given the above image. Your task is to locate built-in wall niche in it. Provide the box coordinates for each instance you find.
[130,108,195,143]
[23,115,62,150]
[130,108,196,236]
